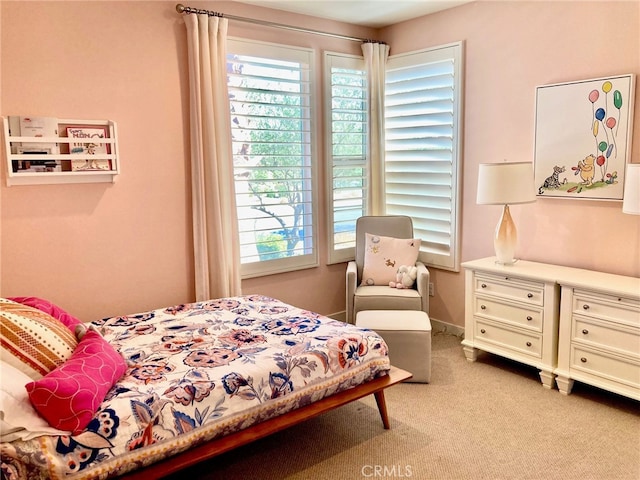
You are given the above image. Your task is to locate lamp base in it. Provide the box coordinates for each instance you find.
[494,258,519,266]
[494,204,518,265]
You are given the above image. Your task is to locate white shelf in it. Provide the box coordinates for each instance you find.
[2,116,120,186]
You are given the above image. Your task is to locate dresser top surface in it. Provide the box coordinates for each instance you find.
[462,257,640,298]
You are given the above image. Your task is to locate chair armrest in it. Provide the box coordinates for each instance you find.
[415,261,430,314]
[346,261,358,324]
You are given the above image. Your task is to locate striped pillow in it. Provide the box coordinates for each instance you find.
[0,298,78,379]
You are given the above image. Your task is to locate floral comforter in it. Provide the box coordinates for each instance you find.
[2,295,390,479]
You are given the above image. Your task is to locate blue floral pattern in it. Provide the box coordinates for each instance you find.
[2,295,390,479]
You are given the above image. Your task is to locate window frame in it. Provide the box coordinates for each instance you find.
[227,37,319,279]
[324,51,368,265]
[384,41,464,272]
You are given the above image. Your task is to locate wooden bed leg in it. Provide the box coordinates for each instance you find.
[374,390,391,429]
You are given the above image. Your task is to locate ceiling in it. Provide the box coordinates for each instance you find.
[229,0,475,28]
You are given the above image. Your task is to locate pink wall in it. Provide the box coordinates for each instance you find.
[1,1,638,326]
[384,0,640,327]
[1,2,193,320]
[0,1,372,321]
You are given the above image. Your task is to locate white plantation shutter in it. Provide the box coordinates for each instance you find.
[385,43,463,271]
[227,39,317,277]
[325,53,367,264]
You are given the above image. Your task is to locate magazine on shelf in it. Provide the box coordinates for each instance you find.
[12,116,60,154]
[66,126,111,171]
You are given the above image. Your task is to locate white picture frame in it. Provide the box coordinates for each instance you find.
[534,74,635,200]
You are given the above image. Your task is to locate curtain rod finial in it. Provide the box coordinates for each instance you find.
[176,4,185,14]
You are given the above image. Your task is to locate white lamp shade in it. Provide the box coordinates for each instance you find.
[622,163,640,215]
[477,162,537,205]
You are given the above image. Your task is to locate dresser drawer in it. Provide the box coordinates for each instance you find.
[573,316,640,357]
[571,345,640,386]
[573,290,640,325]
[474,295,543,331]
[475,273,544,306]
[475,319,542,358]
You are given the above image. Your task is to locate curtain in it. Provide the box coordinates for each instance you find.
[362,42,390,216]
[184,14,242,300]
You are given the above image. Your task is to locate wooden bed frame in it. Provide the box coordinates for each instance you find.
[121,366,412,479]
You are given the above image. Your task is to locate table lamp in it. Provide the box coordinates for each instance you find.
[622,163,640,215]
[477,162,536,265]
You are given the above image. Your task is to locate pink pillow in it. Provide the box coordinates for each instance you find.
[361,233,421,286]
[8,296,82,332]
[25,330,127,434]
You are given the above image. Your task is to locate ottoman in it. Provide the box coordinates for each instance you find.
[356,310,431,383]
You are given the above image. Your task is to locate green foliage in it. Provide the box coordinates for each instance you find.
[255,232,286,261]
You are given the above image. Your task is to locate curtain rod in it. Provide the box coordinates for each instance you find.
[175,3,383,44]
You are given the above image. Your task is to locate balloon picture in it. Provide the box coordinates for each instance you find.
[534,74,632,200]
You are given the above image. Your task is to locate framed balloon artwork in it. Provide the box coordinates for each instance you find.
[534,74,635,200]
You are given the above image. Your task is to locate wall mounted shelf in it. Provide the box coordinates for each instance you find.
[2,116,120,186]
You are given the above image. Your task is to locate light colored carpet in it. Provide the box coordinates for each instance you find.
[166,332,640,480]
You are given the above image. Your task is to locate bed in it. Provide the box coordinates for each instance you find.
[0,295,410,479]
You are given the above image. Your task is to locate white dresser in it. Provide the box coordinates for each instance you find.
[555,272,640,401]
[461,258,563,388]
[462,257,640,399]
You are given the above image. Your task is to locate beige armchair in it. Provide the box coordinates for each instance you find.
[346,215,430,324]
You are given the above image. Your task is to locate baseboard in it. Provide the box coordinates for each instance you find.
[430,318,464,337]
[328,311,347,322]
[328,310,464,338]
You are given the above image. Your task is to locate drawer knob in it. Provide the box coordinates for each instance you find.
[527,293,533,298]
[580,357,587,363]
[582,304,590,310]
[582,329,589,335]
[480,329,486,334]
[526,342,532,347]
[481,283,487,288]
[481,305,487,310]
[526,316,533,321]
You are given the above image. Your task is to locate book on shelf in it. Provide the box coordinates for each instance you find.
[66,126,112,171]
[9,116,60,154]
[11,159,62,173]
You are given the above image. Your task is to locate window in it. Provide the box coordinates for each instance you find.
[227,39,317,278]
[325,53,368,264]
[385,42,463,271]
